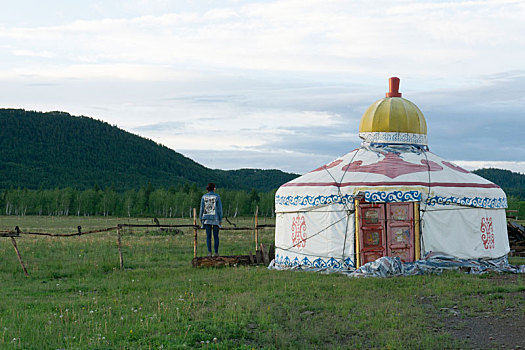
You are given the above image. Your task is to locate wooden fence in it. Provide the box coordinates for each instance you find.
[0,207,274,276]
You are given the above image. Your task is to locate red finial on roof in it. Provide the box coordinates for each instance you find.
[386,77,402,98]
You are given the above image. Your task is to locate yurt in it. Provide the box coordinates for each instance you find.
[273,77,510,270]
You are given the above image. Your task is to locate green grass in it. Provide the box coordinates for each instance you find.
[1,216,524,349]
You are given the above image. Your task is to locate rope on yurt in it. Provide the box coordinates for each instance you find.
[273,248,348,262]
[420,148,432,222]
[275,208,350,214]
[277,214,349,252]
[333,147,362,262]
[417,146,432,252]
[276,149,363,259]
[418,147,497,213]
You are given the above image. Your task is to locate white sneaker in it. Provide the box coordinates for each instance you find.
[207,252,212,257]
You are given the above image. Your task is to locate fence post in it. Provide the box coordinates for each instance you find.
[11,227,28,276]
[117,225,124,269]
[193,208,198,258]
[255,206,259,252]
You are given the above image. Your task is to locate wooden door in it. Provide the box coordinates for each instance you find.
[385,202,415,262]
[358,202,386,265]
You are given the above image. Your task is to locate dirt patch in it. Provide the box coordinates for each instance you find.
[483,274,521,283]
[440,274,525,349]
[445,313,525,349]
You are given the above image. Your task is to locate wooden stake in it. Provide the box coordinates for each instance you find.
[255,206,259,252]
[10,236,29,277]
[117,227,124,269]
[260,243,269,265]
[193,208,198,259]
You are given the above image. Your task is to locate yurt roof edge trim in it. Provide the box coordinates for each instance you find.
[275,191,507,209]
[281,181,501,189]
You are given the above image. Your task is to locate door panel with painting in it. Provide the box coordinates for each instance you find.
[358,203,386,265]
[386,202,415,262]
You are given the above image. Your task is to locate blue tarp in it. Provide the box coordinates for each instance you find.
[269,252,525,277]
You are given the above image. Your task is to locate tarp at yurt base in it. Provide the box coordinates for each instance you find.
[270,77,525,277]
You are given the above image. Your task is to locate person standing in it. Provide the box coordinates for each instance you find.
[199,182,223,257]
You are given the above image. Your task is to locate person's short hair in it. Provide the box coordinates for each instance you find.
[206,182,216,191]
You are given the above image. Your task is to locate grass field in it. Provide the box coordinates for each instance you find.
[0,216,524,349]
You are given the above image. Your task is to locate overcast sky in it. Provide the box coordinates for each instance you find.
[1,0,524,175]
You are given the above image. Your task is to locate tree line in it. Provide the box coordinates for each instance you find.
[1,184,276,218]
[473,168,525,199]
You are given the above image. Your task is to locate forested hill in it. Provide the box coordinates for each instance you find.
[0,109,297,191]
[473,168,525,199]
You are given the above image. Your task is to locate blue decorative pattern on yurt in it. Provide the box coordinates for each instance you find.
[275,194,353,207]
[365,190,421,202]
[425,195,507,209]
[274,254,354,270]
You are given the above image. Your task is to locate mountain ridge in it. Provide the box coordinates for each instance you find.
[0,108,298,192]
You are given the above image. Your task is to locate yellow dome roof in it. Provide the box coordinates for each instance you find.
[359,77,428,146]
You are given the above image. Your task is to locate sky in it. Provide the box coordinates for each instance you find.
[1,0,524,175]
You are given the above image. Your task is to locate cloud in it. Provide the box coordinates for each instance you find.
[1,0,524,175]
[11,49,56,58]
[2,0,525,79]
[133,121,187,133]
[181,148,325,174]
[130,105,345,153]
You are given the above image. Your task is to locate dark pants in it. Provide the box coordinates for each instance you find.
[204,224,220,254]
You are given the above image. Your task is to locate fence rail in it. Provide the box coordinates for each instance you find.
[0,225,119,237]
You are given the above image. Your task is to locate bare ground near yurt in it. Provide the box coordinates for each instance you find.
[439,273,525,349]
[0,216,523,349]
